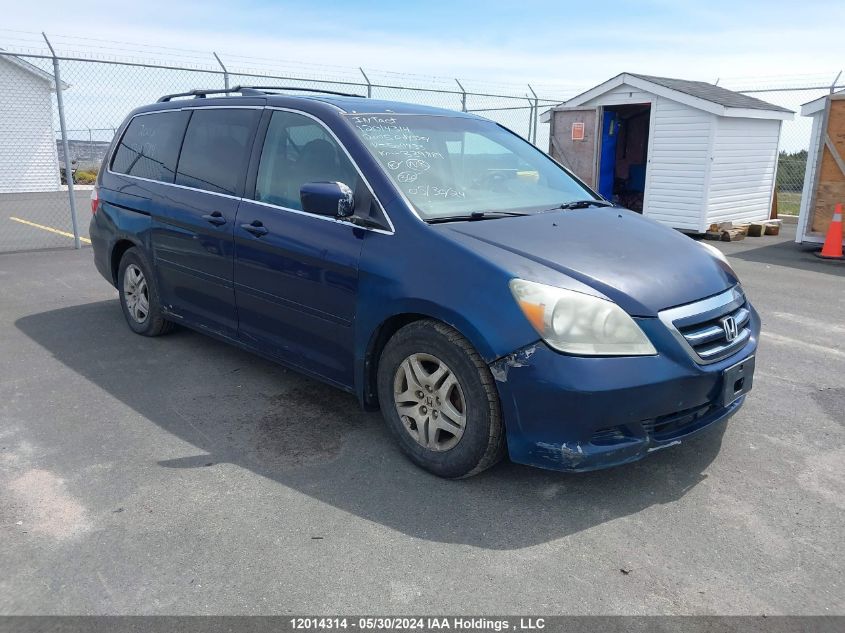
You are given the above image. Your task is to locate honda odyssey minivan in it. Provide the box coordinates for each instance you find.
[90,87,758,478]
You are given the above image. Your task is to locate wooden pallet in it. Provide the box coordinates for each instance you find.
[708,219,782,240]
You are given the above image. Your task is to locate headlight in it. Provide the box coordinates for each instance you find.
[509,279,656,356]
[699,241,734,272]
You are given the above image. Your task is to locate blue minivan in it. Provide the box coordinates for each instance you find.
[90,87,758,478]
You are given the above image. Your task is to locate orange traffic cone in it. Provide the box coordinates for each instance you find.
[816,203,844,260]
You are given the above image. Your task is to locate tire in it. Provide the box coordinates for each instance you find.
[117,247,174,337]
[377,319,506,478]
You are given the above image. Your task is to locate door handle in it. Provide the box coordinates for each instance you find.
[241,220,268,237]
[202,211,227,226]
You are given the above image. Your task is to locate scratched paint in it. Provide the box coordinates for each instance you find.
[647,440,682,452]
[490,344,538,382]
[536,441,587,466]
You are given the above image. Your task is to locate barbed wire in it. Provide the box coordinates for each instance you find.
[3,28,841,100]
[718,72,843,92]
[0,29,579,100]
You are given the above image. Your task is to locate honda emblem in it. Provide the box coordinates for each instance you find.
[721,315,739,342]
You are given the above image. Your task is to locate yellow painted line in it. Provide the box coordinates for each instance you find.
[9,216,91,244]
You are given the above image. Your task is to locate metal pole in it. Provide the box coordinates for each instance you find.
[359,67,372,98]
[213,52,229,91]
[88,128,93,170]
[528,84,539,145]
[455,79,467,112]
[526,97,534,143]
[832,71,842,94]
[43,32,80,249]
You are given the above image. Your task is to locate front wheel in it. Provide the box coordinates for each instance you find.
[377,320,506,478]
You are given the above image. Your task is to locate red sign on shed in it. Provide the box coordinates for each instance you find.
[571,121,585,141]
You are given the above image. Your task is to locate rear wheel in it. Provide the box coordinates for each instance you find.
[117,247,174,337]
[377,320,505,478]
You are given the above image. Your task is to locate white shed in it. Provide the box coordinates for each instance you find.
[0,53,68,193]
[795,89,845,246]
[542,73,793,232]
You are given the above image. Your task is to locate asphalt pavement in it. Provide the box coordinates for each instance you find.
[0,189,92,252]
[0,224,842,615]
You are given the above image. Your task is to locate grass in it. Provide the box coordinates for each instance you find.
[74,170,98,185]
[777,191,801,216]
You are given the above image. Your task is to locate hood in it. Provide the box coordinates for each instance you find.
[435,208,737,316]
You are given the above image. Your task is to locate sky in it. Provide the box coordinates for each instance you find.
[0,0,838,152]
[1,0,841,94]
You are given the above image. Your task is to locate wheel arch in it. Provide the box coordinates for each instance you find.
[358,308,497,411]
[110,238,143,286]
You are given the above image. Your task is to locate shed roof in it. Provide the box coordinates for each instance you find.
[543,72,793,122]
[0,51,69,90]
[627,74,792,113]
[801,89,845,117]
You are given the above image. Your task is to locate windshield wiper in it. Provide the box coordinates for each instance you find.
[556,199,614,210]
[426,211,530,224]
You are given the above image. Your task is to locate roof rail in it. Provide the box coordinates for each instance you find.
[237,85,365,98]
[157,85,365,102]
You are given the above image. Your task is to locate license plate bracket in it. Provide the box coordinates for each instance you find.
[721,355,755,407]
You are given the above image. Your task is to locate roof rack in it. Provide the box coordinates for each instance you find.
[157,85,365,102]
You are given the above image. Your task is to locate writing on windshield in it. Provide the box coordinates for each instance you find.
[347,114,594,220]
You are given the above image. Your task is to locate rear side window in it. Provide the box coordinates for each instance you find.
[111,110,189,183]
[175,109,260,196]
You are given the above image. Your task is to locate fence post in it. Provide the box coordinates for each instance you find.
[213,52,230,91]
[525,97,535,143]
[43,32,80,249]
[455,79,467,112]
[359,67,372,98]
[528,84,539,145]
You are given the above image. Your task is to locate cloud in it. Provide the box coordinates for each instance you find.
[2,0,840,93]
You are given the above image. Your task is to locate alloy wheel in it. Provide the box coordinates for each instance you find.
[393,352,467,451]
[123,264,150,324]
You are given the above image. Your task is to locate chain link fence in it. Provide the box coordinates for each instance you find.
[0,45,563,252]
[0,36,840,252]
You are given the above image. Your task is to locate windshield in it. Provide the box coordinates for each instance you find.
[345,113,598,220]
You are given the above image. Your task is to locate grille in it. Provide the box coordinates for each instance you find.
[659,286,751,364]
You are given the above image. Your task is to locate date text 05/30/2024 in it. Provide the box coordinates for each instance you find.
[290,618,547,631]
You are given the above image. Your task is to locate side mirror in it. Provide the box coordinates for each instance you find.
[300,181,354,218]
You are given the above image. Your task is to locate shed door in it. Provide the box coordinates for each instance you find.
[549,107,599,188]
[598,110,619,199]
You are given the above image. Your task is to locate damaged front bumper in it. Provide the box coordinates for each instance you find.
[490,312,759,472]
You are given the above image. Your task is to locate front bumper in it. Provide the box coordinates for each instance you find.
[491,305,760,472]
